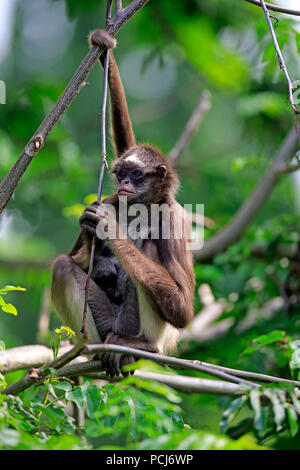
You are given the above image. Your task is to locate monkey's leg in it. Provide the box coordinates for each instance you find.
[51,255,115,343]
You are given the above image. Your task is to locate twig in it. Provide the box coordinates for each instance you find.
[195,361,300,387]
[245,0,300,16]
[0,0,150,214]
[168,91,211,167]
[259,0,300,118]
[277,160,300,174]
[1,335,87,395]
[83,344,259,387]
[115,0,123,15]
[50,334,87,370]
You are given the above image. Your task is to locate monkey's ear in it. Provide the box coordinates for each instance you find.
[156,165,167,179]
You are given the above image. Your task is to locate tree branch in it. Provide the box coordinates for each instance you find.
[245,0,300,16]
[168,91,211,167]
[2,342,300,398]
[115,0,123,16]
[57,363,247,397]
[1,335,87,395]
[0,0,150,214]
[277,160,300,174]
[194,127,299,263]
[0,259,50,270]
[83,344,259,387]
[259,0,299,116]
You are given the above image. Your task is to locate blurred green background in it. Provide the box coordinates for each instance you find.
[1,0,300,450]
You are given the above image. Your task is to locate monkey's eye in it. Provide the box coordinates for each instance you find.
[117,169,126,180]
[132,170,143,178]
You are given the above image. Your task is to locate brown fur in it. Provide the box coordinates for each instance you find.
[51,30,195,377]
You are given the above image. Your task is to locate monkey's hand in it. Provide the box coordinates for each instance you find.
[89,29,117,51]
[101,333,158,378]
[79,201,117,239]
[101,332,137,378]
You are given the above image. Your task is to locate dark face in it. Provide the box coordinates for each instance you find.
[115,165,145,200]
[112,151,168,204]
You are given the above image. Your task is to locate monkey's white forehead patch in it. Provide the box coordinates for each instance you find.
[125,153,145,167]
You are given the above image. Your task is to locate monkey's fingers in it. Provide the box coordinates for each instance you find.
[80,211,107,234]
[80,222,96,235]
[101,352,121,378]
[120,355,136,377]
[80,210,100,224]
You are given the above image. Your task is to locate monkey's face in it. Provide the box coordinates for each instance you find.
[112,150,167,205]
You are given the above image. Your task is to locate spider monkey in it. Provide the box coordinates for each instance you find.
[51,30,195,377]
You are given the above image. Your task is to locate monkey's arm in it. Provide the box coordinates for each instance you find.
[89,30,136,156]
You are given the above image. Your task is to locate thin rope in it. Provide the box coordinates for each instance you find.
[81,0,113,335]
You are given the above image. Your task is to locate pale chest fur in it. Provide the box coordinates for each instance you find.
[137,286,179,354]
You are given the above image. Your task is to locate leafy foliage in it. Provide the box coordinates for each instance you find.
[0,371,266,450]
[1,0,300,451]
[0,286,26,316]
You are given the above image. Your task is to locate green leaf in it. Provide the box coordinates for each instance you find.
[263,389,286,432]
[0,296,18,316]
[286,405,299,438]
[220,396,246,434]
[54,326,75,339]
[249,390,264,433]
[54,381,72,393]
[244,330,286,354]
[65,387,85,410]
[0,285,26,294]
[84,385,102,419]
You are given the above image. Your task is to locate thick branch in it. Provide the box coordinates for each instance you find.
[0,0,150,214]
[0,344,73,374]
[3,343,300,397]
[194,128,299,263]
[57,363,246,397]
[168,91,211,167]
[0,259,50,270]
[245,0,300,16]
